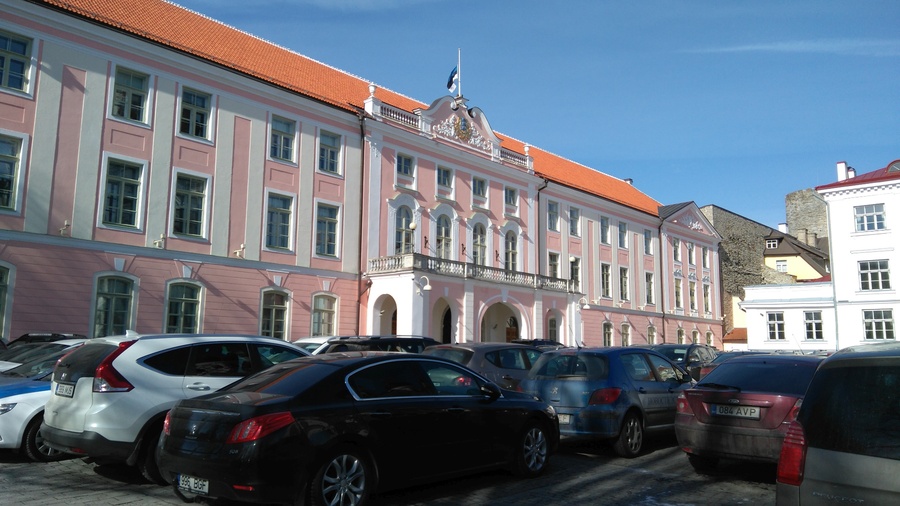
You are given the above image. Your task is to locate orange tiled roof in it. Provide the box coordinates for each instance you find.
[36,0,661,217]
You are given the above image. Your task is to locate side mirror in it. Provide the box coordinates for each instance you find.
[480,382,502,401]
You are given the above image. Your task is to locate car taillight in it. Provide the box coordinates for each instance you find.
[92,340,137,393]
[786,398,802,422]
[777,419,807,486]
[676,392,694,415]
[163,411,172,436]
[589,387,621,405]
[698,366,713,379]
[227,412,295,444]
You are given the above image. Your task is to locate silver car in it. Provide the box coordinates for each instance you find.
[422,342,544,390]
[776,341,900,504]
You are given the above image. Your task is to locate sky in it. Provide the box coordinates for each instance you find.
[174,0,899,229]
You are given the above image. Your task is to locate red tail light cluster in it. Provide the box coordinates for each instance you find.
[589,387,622,405]
[163,411,172,436]
[227,412,295,443]
[676,392,694,415]
[93,340,137,393]
[777,418,807,486]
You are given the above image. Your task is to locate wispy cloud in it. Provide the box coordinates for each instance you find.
[691,39,900,57]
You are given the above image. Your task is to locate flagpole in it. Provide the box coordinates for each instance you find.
[457,48,461,98]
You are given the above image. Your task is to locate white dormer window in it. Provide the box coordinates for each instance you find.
[766,239,779,249]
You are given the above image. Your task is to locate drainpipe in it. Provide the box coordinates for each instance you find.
[356,110,367,333]
[658,219,666,343]
[535,178,549,341]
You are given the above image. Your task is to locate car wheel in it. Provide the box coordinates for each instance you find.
[612,412,643,458]
[309,446,373,506]
[23,415,66,462]
[138,426,166,485]
[511,421,550,477]
[687,454,719,473]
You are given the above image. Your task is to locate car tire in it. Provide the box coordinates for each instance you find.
[687,454,719,473]
[612,412,643,458]
[511,420,550,477]
[23,415,66,462]
[309,446,373,506]
[138,425,166,485]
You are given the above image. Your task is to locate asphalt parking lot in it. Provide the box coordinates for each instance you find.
[1,434,776,505]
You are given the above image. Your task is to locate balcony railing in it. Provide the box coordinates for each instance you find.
[367,253,573,292]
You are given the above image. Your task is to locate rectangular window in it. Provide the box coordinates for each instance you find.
[776,259,788,273]
[855,204,885,232]
[859,260,891,290]
[312,295,337,336]
[569,207,580,236]
[94,277,133,337]
[0,135,22,210]
[618,222,628,249]
[505,187,517,208]
[673,238,681,262]
[619,267,629,301]
[166,283,200,334]
[549,253,559,279]
[397,154,413,176]
[767,312,785,340]
[804,311,823,340]
[315,203,339,257]
[689,281,697,311]
[600,217,610,244]
[702,246,710,269]
[261,292,287,339]
[266,194,293,249]
[0,30,30,91]
[766,239,779,249]
[173,174,206,237]
[112,68,149,123]
[547,201,559,232]
[703,284,711,313]
[601,264,611,298]
[645,273,654,305]
[472,177,487,198]
[179,88,211,139]
[644,229,652,255]
[570,257,581,291]
[864,309,894,340]
[270,116,295,161]
[103,159,142,227]
[318,131,340,173]
[687,242,695,265]
[674,279,683,308]
[437,166,452,188]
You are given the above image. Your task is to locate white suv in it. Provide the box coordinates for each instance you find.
[41,333,307,483]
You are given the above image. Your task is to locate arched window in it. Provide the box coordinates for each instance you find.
[395,206,414,254]
[692,329,700,344]
[436,215,452,259]
[167,283,200,334]
[312,294,337,336]
[261,291,288,339]
[505,231,517,271]
[94,276,133,337]
[603,322,613,347]
[647,326,656,345]
[706,331,714,346]
[621,324,631,346]
[472,223,486,266]
[548,317,558,342]
[677,328,686,344]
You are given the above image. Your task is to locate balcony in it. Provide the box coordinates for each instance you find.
[367,253,574,292]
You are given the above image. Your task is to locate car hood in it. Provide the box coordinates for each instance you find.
[0,378,50,399]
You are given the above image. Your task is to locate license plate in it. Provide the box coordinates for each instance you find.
[558,414,571,424]
[55,383,75,398]
[177,474,209,495]
[710,404,760,419]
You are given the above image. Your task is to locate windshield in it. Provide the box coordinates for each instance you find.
[1,349,71,378]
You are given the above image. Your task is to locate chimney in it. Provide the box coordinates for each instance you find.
[848,167,856,178]
[797,229,808,244]
[778,223,788,233]
[808,232,818,247]
[624,178,633,185]
[836,161,848,181]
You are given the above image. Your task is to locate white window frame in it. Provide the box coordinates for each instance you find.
[177,86,216,142]
[109,65,153,126]
[600,216,610,244]
[854,204,885,232]
[396,153,414,177]
[687,242,695,265]
[618,222,628,249]
[91,273,139,338]
[569,207,580,236]
[549,252,560,279]
[318,130,342,175]
[619,267,629,301]
[504,186,518,215]
[767,312,785,340]
[98,152,147,232]
[170,169,211,240]
[547,201,559,232]
[804,311,823,340]
[645,273,654,305]
[0,27,36,96]
[264,190,296,252]
[702,246,710,269]
[863,309,894,340]
[311,292,337,337]
[314,200,341,259]
[673,238,681,262]
[644,229,652,255]
[437,166,453,189]
[471,176,488,209]
[269,115,298,164]
[260,289,290,340]
[0,129,28,215]
[165,280,203,334]
[859,259,891,291]
[601,263,611,298]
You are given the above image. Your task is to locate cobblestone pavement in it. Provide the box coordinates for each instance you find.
[1,435,775,505]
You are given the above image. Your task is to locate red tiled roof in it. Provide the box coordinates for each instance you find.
[36,0,661,216]
[723,328,748,344]
[817,159,900,191]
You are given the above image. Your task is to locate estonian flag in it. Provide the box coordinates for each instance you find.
[447,66,458,93]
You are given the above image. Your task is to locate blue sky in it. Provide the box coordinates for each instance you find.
[175,0,899,229]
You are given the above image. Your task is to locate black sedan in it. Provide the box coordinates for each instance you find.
[157,352,559,505]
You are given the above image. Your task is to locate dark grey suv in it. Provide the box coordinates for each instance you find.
[650,344,718,381]
[776,341,900,504]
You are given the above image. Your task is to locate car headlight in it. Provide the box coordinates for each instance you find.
[0,403,16,415]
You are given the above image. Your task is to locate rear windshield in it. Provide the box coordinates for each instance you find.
[529,353,609,381]
[655,347,687,363]
[52,342,118,383]
[226,360,338,398]
[800,364,900,461]
[699,359,818,396]
[424,348,474,365]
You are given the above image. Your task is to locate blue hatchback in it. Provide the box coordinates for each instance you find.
[520,347,694,457]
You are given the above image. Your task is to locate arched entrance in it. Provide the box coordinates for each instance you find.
[441,308,452,343]
[373,295,398,335]
[480,302,522,343]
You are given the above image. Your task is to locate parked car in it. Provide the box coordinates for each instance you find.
[697,350,772,379]
[423,342,544,390]
[519,347,693,457]
[0,345,88,461]
[291,336,333,354]
[0,339,88,372]
[7,332,88,347]
[41,333,308,483]
[312,335,439,355]
[650,343,719,381]
[675,354,823,471]
[777,341,900,505]
[158,352,559,505]
[511,339,569,351]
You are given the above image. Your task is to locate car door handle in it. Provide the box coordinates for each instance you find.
[187,384,211,391]
[448,407,467,413]
[501,375,514,380]
[638,387,647,393]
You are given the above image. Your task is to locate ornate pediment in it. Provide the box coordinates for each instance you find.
[418,96,501,155]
